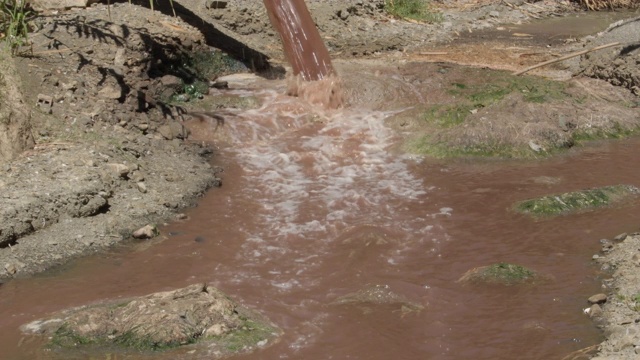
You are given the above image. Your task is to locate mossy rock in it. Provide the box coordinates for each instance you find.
[332,284,424,315]
[22,284,281,358]
[515,184,639,217]
[458,263,543,286]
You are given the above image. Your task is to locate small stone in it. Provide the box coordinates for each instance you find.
[176,213,187,220]
[98,85,122,99]
[106,163,130,178]
[210,81,228,89]
[614,233,628,242]
[528,140,543,152]
[114,48,126,67]
[160,75,182,87]
[205,0,227,9]
[338,9,349,20]
[131,171,145,182]
[4,263,16,275]
[589,304,603,318]
[592,254,600,260]
[588,293,607,305]
[136,182,147,193]
[132,225,157,239]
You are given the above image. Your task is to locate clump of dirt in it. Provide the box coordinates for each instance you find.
[458,263,548,286]
[514,184,639,217]
[589,233,640,359]
[331,284,424,314]
[579,17,640,95]
[22,283,281,357]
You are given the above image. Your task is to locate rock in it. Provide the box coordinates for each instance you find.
[589,303,603,318]
[4,262,16,275]
[210,81,229,89]
[114,48,126,67]
[75,195,108,217]
[136,181,147,193]
[588,293,607,305]
[21,284,281,355]
[106,163,130,178]
[98,85,123,100]
[160,75,182,88]
[614,233,628,242]
[332,284,424,314]
[158,121,187,140]
[205,0,228,9]
[528,140,543,152]
[338,9,349,20]
[515,185,639,217]
[132,224,157,239]
[458,263,544,286]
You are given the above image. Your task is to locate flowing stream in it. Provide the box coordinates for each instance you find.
[2,7,640,360]
[1,72,640,359]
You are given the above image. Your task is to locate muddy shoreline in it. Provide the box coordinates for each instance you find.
[1,0,639,359]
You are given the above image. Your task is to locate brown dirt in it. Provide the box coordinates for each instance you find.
[0,48,34,163]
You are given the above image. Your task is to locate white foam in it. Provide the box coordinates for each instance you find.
[204,86,444,292]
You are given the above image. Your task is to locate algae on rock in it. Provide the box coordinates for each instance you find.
[22,283,281,357]
[515,184,639,217]
[458,263,543,286]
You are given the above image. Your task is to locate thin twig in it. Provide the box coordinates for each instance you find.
[513,42,621,76]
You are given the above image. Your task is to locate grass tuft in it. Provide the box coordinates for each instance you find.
[459,263,539,286]
[0,0,34,55]
[385,0,442,23]
[515,185,639,217]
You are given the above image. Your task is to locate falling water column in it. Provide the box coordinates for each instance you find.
[262,0,336,81]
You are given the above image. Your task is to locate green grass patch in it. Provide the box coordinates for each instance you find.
[515,184,639,217]
[214,319,276,353]
[112,329,187,351]
[1,0,34,55]
[446,70,568,107]
[406,136,531,159]
[459,263,538,286]
[571,122,640,143]
[384,0,442,23]
[422,104,474,128]
[168,50,247,103]
[50,324,96,348]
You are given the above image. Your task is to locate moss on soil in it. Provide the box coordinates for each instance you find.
[410,70,571,158]
[384,0,443,23]
[515,184,639,217]
[213,318,277,353]
[459,263,538,286]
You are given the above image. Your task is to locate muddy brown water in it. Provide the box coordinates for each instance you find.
[460,11,636,46]
[1,71,640,359]
[263,0,336,81]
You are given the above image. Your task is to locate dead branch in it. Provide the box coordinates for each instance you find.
[513,42,621,76]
